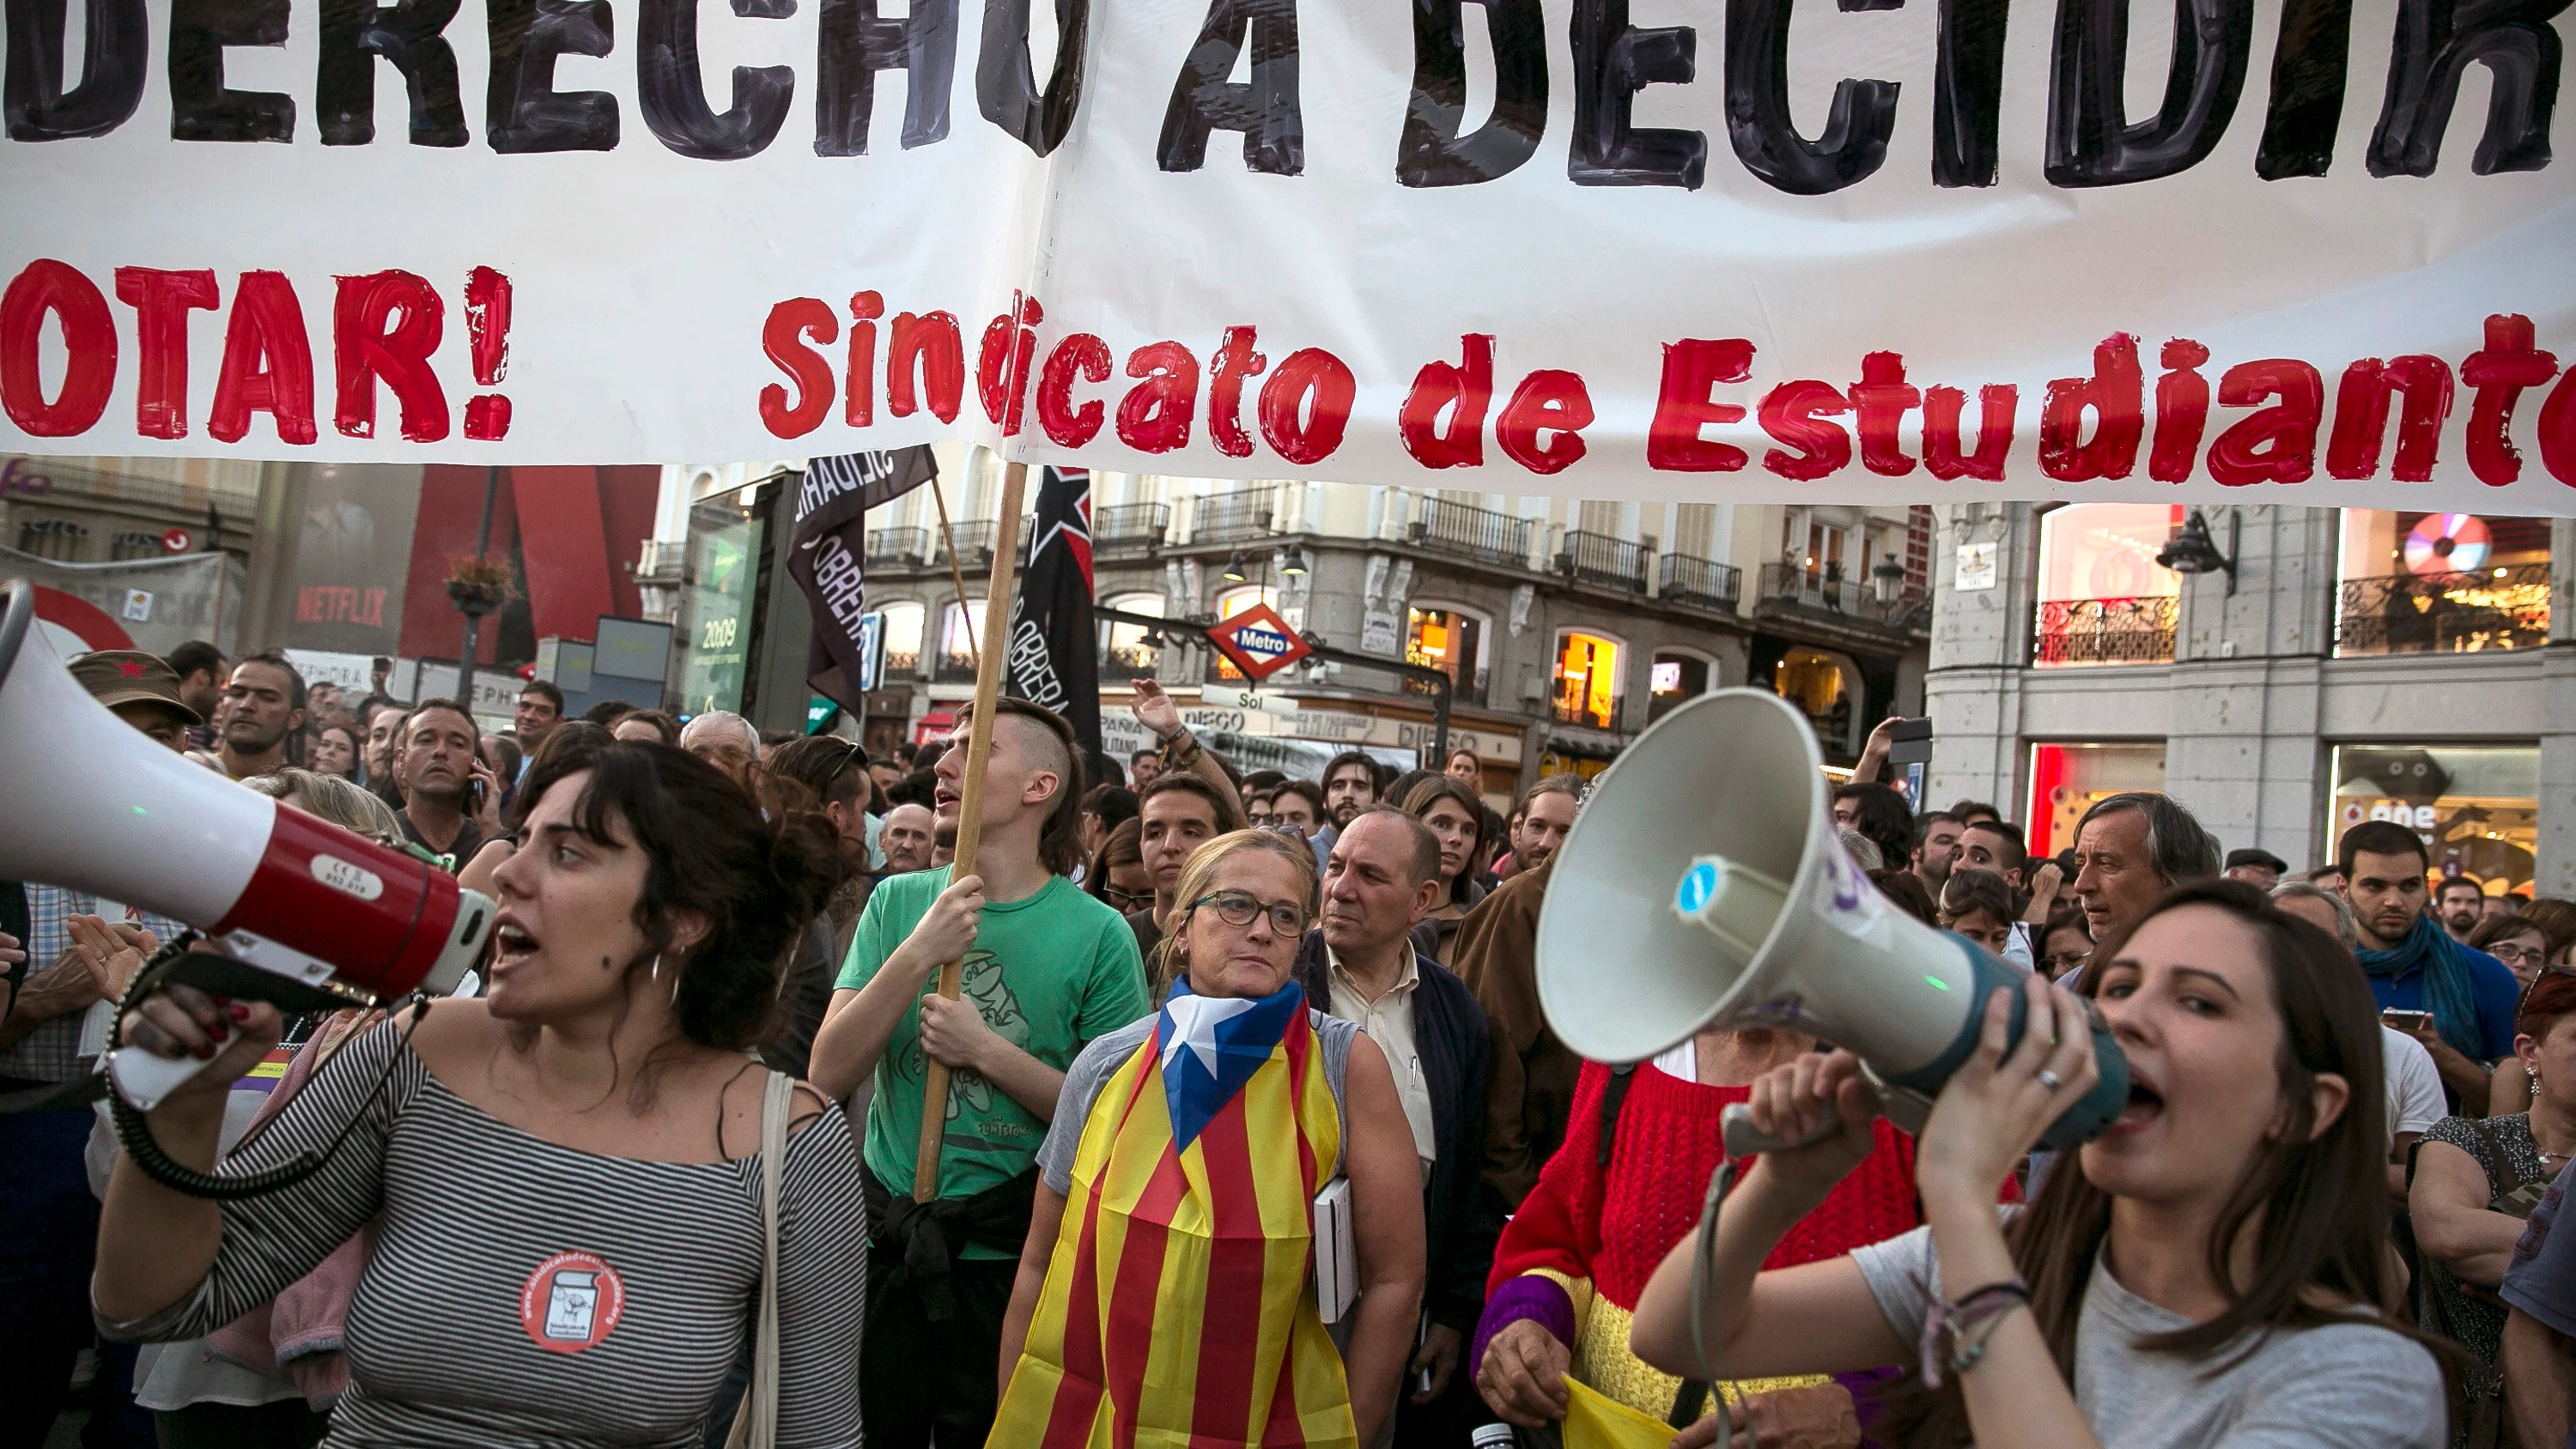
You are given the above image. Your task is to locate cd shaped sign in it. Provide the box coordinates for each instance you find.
[2404,514,2492,575]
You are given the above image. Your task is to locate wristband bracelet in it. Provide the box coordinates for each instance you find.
[1919,1277,2030,1388]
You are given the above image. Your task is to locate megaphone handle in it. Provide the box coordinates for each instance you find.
[106,1044,216,1113]
[1719,1100,1841,1158]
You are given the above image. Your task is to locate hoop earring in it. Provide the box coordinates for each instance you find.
[649,954,662,985]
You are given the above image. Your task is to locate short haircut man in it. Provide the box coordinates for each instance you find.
[166,639,226,718]
[1957,818,2028,888]
[2341,818,2520,1108]
[1269,779,1326,836]
[878,802,937,875]
[1321,749,1384,832]
[514,680,565,753]
[810,694,1145,1447]
[1911,809,1964,894]
[2435,875,2488,942]
[392,699,487,867]
[1299,804,1491,1418]
[218,649,307,779]
[2069,791,2220,944]
[1128,746,1163,789]
[1506,774,1582,876]
[1134,774,1242,944]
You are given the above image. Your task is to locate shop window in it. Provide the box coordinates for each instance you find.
[1648,650,1712,724]
[2335,511,2550,656]
[1101,592,1164,678]
[1212,586,1279,681]
[1552,631,1624,731]
[1773,646,1862,756]
[878,601,924,677]
[2330,744,2539,895]
[2026,743,2166,858]
[939,599,987,680]
[2032,503,2180,667]
[1407,606,1486,706]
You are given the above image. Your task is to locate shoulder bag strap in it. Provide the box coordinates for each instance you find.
[726,1070,795,1449]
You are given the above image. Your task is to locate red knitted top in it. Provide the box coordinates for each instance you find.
[1487,1058,1932,1309]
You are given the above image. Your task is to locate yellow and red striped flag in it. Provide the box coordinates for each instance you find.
[990,981,1356,1449]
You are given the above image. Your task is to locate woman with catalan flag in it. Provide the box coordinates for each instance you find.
[989,828,1426,1448]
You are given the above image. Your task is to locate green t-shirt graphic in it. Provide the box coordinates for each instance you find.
[837,867,1150,1250]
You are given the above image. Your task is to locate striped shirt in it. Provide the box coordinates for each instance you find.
[101,1021,868,1448]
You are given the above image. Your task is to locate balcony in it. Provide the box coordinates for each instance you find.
[637,538,689,584]
[2336,565,2551,656]
[1094,502,1169,553]
[2032,596,2179,666]
[935,650,979,682]
[1193,487,1274,543]
[1411,497,1534,568]
[865,527,928,566]
[1658,553,1741,613]
[1549,684,1625,732]
[1753,563,1927,629]
[1558,530,1649,592]
[940,518,1037,567]
[883,648,921,678]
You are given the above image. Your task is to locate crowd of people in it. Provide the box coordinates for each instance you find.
[5,641,2572,1449]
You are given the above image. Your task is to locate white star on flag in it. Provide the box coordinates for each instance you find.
[1161,993,1260,1079]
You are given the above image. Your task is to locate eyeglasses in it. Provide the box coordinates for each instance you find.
[1102,884,1151,912]
[820,739,865,790]
[2491,942,2549,967]
[2043,949,2092,973]
[1187,889,1309,937]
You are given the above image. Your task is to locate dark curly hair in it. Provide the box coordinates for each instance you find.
[513,736,838,1058]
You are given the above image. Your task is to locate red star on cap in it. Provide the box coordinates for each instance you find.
[117,659,146,677]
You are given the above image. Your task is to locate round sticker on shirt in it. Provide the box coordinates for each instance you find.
[519,1252,625,1354]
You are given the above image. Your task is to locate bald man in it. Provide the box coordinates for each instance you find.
[879,802,937,876]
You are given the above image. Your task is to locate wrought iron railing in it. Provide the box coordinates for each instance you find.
[2032,596,2180,666]
[882,648,921,677]
[637,538,689,582]
[864,527,928,565]
[1559,530,1649,592]
[1411,497,1534,567]
[939,518,1037,565]
[1094,502,1169,551]
[1754,563,1925,626]
[1659,553,1741,612]
[2336,565,2552,656]
[935,650,979,682]
[1102,644,1162,680]
[1192,488,1274,543]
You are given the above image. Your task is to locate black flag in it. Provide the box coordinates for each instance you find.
[1005,467,1102,755]
[790,448,938,715]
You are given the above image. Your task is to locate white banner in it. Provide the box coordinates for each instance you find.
[2,0,2571,506]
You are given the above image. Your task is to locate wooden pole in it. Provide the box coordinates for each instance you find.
[912,460,1028,1202]
[927,474,978,663]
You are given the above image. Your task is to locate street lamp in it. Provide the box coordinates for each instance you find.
[1221,550,1249,584]
[1279,543,1309,577]
[1870,552,1907,605]
[2156,509,2239,593]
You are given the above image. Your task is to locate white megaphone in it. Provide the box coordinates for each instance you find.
[0,579,494,1109]
[1536,688,2126,1155]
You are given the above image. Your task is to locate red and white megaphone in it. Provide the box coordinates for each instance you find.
[0,579,495,1108]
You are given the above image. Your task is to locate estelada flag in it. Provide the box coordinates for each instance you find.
[989,979,1355,1449]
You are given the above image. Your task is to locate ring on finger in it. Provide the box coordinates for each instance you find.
[2036,1068,2065,1092]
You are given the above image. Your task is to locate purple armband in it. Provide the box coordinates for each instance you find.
[1468,1275,1577,1378]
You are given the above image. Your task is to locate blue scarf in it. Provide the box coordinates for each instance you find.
[1153,976,1305,1150]
[2356,912,2484,1059]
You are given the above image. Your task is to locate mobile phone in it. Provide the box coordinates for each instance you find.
[2381,1009,2433,1033]
[468,775,489,815]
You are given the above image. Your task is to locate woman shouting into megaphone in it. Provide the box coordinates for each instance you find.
[92,736,868,1449]
[1629,879,2455,1449]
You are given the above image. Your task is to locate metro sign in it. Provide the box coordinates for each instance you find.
[1205,603,1312,682]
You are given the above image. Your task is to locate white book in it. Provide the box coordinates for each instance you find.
[1312,1176,1357,1324]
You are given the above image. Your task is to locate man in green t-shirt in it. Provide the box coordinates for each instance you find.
[809,696,1147,1449]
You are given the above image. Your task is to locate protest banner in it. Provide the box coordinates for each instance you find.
[2,0,2569,507]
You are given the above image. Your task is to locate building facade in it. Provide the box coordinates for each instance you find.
[738,451,1932,799]
[1928,501,2574,897]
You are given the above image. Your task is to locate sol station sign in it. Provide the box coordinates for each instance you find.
[1204,604,1313,682]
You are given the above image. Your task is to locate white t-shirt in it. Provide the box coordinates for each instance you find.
[1853,1222,2443,1449]
[2381,1027,2446,1140]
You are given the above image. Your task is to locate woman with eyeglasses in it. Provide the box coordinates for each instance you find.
[1081,816,1154,918]
[993,829,1425,1448]
[2487,914,2567,1116]
[2415,970,2576,1437]
[2038,902,2093,979]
